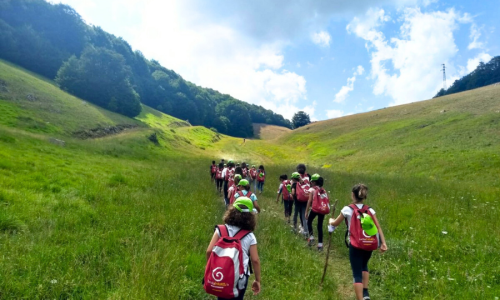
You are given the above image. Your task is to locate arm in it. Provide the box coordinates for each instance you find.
[329,213,345,227]
[253,200,261,213]
[206,231,219,261]
[305,191,313,219]
[276,184,282,203]
[372,214,388,253]
[250,245,261,295]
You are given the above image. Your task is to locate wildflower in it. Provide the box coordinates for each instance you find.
[442,231,448,235]
[50,279,57,284]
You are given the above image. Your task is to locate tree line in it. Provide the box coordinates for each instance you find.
[0,0,292,137]
[435,56,500,98]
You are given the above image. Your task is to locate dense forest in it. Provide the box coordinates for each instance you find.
[435,56,500,98]
[0,0,292,136]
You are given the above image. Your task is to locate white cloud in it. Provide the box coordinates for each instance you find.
[333,65,364,103]
[468,23,484,50]
[311,31,331,47]
[348,7,472,106]
[326,109,345,119]
[467,52,492,73]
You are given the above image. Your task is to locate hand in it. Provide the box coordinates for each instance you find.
[328,225,336,233]
[380,243,388,253]
[305,214,308,220]
[329,218,335,225]
[252,280,261,295]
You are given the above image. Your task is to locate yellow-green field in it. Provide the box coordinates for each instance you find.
[0,60,499,299]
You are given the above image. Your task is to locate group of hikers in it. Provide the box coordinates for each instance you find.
[205,161,387,300]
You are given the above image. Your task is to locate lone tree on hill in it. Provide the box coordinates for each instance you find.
[292,111,311,129]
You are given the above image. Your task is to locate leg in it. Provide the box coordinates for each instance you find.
[317,213,325,245]
[349,245,365,300]
[362,250,373,298]
[293,200,299,228]
[307,211,317,237]
[223,181,229,203]
[301,203,308,237]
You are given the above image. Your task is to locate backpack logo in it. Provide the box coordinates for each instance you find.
[212,267,224,282]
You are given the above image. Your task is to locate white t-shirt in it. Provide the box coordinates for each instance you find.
[216,224,257,274]
[341,204,376,237]
[221,167,228,179]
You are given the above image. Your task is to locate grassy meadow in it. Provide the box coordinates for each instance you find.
[1,60,500,299]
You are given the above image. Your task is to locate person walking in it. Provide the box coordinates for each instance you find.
[205,198,261,299]
[329,184,388,300]
[305,174,329,251]
[257,165,265,194]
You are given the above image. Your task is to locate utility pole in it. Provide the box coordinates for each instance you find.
[442,64,447,90]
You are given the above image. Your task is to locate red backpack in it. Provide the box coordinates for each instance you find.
[242,168,248,177]
[235,191,253,200]
[281,180,292,201]
[295,182,310,202]
[211,165,217,174]
[226,168,235,182]
[204,225,251,299]
[250,169,257,179]
[311,187,330,214]
[345,204,379,251]
[216,169,223,180]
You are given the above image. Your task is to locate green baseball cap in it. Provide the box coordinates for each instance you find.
[291,172,300,179]
[361,214,378,236]
[311,173,320,181]
[228,159,234,164]
[238,179,249,186]
[234,174,242,181]
[233,197,253,213]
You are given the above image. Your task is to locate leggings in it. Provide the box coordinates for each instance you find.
[307,211,325,243]
[293,200,308,233]
[283,200,293,217]
[257,181,264,192]
[216,179,223,192]
[349,244,373,283]
[223,181,229,202]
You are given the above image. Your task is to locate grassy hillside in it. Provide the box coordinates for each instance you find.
[1,60,500,299]
[253,123,292,140]
[278,85,500,190]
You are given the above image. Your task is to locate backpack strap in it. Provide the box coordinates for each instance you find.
[232,229,251,241]
[345,205,355,248]
[216,225,229,238]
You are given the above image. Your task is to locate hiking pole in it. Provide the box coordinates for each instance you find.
[320,199,338,286]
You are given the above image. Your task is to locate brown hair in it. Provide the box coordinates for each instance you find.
[352,183,368,202]
[223,206,256,231]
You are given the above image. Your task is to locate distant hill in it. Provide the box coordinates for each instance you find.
[0,0,292,137]
[435,56,500,97]
[252,123,292,140]
[279,84,500,188]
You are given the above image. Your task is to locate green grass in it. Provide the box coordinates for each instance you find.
[1,60,500,299]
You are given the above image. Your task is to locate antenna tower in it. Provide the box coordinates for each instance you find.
[442,64,447,90]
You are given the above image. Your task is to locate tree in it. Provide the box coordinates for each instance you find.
[292,111,311,129]
[56,47,141,117]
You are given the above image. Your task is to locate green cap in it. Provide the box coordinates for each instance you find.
[233,197,253,213]
[238,179,249,186]
[311,173,320,181]
[361,213,378,236]
[228,159,234,164]
[234,174,242,181]
[291,172,300,179]
[252,165,255,167]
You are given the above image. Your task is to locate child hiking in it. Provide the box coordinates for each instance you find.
[291,172,308,237]
[211,160,217,184]
[257,165,265,194]
[305,174,330,251]
[216,163,224,196]
[249,165,257,192]
[329,184,388,300]
[276,174,293,224]
[204,198,262,299]
[234,179,261,213]
[228,175,242,207]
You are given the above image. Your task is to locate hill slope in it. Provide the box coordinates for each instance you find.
[277,85,500,189]
[253,123,292,140]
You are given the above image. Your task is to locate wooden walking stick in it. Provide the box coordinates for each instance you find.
[321,199,338,286]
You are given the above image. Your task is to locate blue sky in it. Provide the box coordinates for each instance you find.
[58,0,499,121]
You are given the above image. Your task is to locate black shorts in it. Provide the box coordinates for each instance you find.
[211,173,216,179]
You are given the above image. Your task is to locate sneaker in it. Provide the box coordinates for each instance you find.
[317,246,323,252]
[363,297,371,300]
[307,236,315,246]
